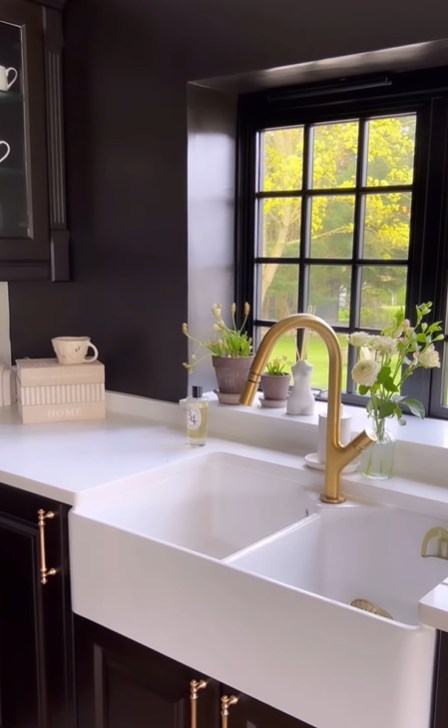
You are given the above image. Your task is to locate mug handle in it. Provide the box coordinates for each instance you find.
[0,141,10,164]
[6,68,17,90]
[85,343,99,362]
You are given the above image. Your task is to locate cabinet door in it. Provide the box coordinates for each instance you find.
[0,486,73,728]
[0,0,69,281]
[431,630,448,728]
[221,690,316,728]
[75,617,220,728]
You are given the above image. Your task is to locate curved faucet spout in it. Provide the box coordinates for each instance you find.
[239,314,375,504]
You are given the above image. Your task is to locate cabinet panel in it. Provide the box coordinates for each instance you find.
[0,515,42,726]
[431,631,448,728]
[75,617,220,728]
[222,690,315,728]
[0,485,74,728]
[75,617,317,728]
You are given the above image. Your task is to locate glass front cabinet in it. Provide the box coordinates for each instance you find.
[0,0,69,281]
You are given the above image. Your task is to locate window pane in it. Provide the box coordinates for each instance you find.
[310,195,355,258]
[366,115,416,187]
[305,333,349,390]
[256,327,297,374]
[0,22,28,236]
[259,198,301,257]
[256,263,299,321]
[312,121,358,189]
[363,192,411,259]
[442,343,448,407]
[360,266,407,329]
[261,127,304,192]
[254,327,349,392]
[308,265,351,327]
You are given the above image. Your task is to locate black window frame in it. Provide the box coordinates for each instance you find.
[236,66,448,419]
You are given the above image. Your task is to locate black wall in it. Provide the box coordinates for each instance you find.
[8,0,448,401]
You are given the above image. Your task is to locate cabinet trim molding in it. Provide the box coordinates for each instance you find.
[43,6,70,281]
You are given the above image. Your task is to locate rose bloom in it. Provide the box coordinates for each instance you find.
[415,344,441,369]
[352,359,380,387]
[370,335,397,355]
[348,332,372,348]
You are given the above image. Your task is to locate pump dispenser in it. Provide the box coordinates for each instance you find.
[186,385,208,446]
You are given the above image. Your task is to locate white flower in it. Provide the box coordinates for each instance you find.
[352,359,380,387]
[415,344,440,369]
[370,335,397,355]
[348,332,372,347]
[402,318,411,331]
[212,303,224,323]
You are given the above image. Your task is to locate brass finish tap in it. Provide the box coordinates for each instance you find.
[239,314,375,504]
[421,527,448,559]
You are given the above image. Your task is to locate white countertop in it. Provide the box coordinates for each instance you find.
[0,391,320,504]
[2,388,448,637]
[0,398,185,503]
[0,388,447,506]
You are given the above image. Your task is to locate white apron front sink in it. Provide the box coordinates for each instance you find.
[78,450,318,559]
[69,453,445,728]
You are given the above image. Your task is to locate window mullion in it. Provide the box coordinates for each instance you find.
[298,124,314,304]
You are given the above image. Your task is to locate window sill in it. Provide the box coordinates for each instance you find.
[204,391,448,487]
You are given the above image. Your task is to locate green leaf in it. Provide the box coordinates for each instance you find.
[377,400,396,418]
[416,333,429,343]
[358,385,370,396]
[376,366,398,392]
[400,397,426,418]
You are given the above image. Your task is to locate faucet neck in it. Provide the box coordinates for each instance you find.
[240,314,374,504]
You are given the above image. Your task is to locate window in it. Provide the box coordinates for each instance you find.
[237,69,448,417]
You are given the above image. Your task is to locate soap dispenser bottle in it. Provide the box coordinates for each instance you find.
[186,385,208,446]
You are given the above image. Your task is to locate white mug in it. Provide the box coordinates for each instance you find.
[52,336,99,365]
[0,66,17,91]
[0,141,10,165]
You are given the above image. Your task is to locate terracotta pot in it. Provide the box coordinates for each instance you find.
[212,355,254,405]
[260,373,290,403]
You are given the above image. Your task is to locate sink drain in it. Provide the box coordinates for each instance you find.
[349,598,393,620]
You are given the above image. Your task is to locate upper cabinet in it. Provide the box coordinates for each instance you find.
[0,0,69,281]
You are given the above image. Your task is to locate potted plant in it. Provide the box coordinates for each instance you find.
[182,303,253,404]
[260,357,291,407]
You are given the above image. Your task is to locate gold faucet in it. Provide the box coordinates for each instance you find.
[239,314,375,504]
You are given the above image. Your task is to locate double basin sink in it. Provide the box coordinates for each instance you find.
[69,450,448,728]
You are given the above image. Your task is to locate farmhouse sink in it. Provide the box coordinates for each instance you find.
[226,502,448,626]
[78,450,318,559]
[70,451,446,728]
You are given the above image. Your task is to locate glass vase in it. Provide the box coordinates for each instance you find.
[361,417,396,480]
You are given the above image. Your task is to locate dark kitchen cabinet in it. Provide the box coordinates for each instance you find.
[432,630,448,728]
[0,483,74,727]
[221,688,313,728]
[75,616,315,728]
[0,0,69,281]
[75,617,220,728]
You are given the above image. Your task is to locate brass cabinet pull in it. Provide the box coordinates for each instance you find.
[190,679,207,728]
[37,509,57,585]
[221,695,239,728]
